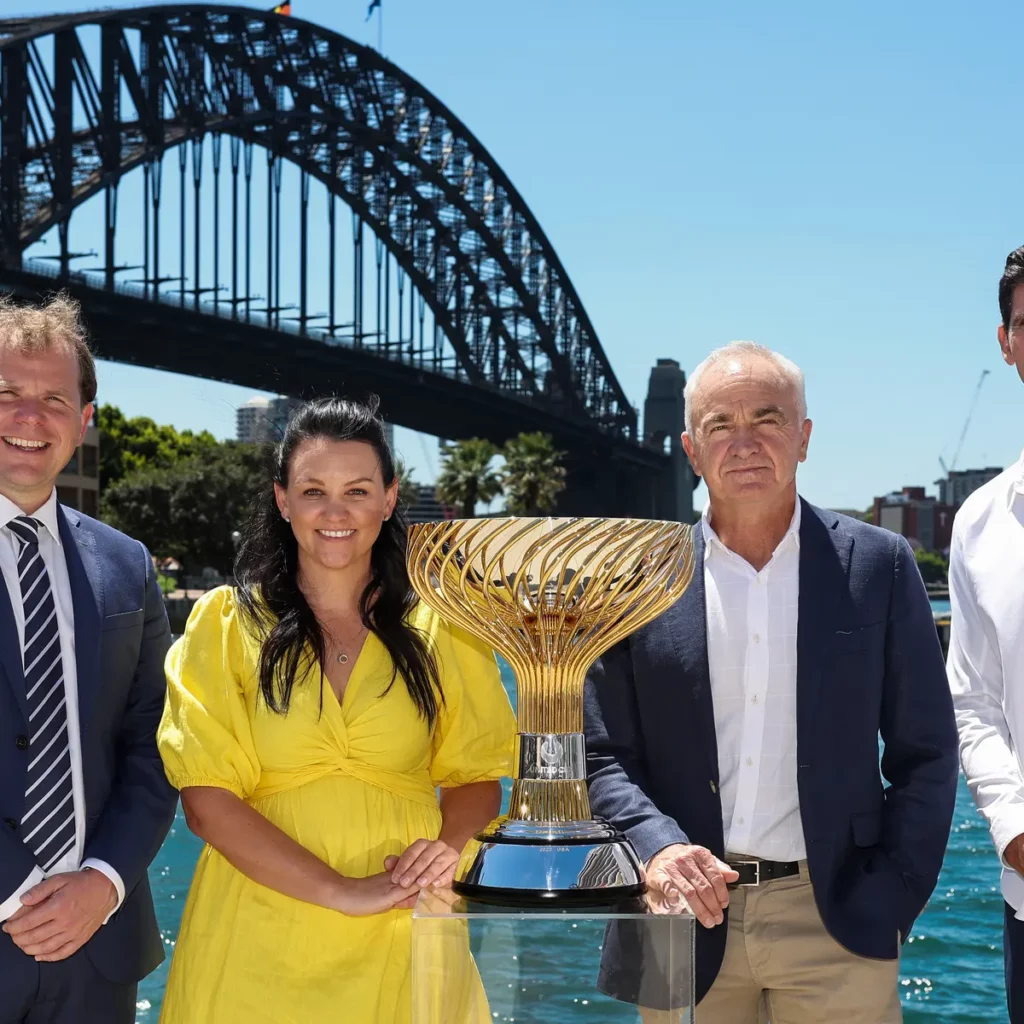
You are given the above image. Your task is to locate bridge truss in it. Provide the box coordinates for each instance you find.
[0,6,642,442]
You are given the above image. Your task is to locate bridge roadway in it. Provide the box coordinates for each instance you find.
[3,262,673,519]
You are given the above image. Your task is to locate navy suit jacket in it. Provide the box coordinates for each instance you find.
[0,506,177,986]
[584,501,959,1004]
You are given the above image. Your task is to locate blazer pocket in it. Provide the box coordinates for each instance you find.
[102,609,145,632]
[832,621,885,654]
[851,811,881,848]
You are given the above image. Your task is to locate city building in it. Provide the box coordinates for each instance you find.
[235,395,303,442]
[236,396,271,442]
[873,487,954,554]
[57,420,100,518]
[405,484,454,524]
[237,396,395,447]
[935,467,1003,509]
[266,396,303,440]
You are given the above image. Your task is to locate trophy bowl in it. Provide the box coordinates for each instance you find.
[407,517,695,906]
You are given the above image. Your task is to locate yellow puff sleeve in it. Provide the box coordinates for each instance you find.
[159,585,261,799]
[429,618,516,789]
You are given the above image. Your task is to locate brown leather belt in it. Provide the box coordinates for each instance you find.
[726,858,801,887]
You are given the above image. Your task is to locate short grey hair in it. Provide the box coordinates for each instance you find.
[683,341,807,435]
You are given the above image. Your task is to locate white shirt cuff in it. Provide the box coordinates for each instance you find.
[989,809,1024,872]
[81,858,125,924]
[0,866,45,922]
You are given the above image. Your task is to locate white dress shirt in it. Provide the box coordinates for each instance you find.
[704,499,805,862]
[0,490,124,922]
[947,450,1024,917]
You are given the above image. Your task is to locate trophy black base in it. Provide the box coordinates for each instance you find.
[452,882,646,910]
[453,817,646,908]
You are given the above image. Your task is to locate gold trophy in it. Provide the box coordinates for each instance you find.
[407,517,695,906]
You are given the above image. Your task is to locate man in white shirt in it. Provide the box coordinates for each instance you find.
[0,295,176,1022]
[586,341,958,1022]
[948,245,1024,1023]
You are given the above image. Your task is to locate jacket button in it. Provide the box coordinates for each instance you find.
[15,735,28,751]
[3,818,16,831]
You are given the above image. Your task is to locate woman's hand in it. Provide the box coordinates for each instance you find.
[333,871,419,917]
[386,839,461,892]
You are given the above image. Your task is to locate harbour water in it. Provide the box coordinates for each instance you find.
[137,631,1007,1022]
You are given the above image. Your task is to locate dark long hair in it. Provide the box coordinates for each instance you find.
[1000,245,1024,333]
[233,396,442,724]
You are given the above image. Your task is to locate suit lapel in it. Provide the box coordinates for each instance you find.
[0,560,29,724]
[668,523,719,786]
[58,507,102,737]
[796,500,853,755]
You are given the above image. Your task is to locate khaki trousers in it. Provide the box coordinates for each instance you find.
[643,861,902,1024]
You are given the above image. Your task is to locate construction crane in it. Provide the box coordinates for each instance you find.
[939,369,990,476]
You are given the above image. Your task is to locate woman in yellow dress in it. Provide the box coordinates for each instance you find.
[157,396,515,1023]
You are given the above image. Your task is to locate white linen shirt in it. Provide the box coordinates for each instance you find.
[703,500,805,862]
[947,450,1024,917]
[0,490,124,922]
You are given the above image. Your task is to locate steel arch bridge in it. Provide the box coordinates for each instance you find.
[0,5,687,518]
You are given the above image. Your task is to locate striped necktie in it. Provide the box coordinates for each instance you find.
[7,516,76,871]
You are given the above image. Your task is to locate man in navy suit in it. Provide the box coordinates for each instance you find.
[0,294,177,1022]
[585,341,958,1022]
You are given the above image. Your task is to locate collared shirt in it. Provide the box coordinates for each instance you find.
[703,498,805,862]
[948,450,1024,917]
[0,490,124,921]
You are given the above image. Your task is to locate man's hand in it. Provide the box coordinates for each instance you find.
[645,844,739,928]
[1006,833,1024,876]
[1,870,117,961]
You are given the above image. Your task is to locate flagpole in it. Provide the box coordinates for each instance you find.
[366,0,383,53]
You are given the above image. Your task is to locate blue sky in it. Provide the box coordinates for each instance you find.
[19,0,1024,509]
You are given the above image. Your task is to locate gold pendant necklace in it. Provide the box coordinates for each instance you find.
[333,623,366,667]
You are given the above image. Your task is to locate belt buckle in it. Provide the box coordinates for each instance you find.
[733,858,760,886]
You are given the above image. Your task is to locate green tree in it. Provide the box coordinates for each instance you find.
[101,442,266,573]
[915,548,949,585]
[435,439,501,518]
[156,573,177,596]
[97,403,219,486]
[394,458,420,513]
[500,432,567,516]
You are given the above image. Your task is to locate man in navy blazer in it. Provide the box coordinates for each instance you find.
[585,342,958,1022]
[0,295,177,1022]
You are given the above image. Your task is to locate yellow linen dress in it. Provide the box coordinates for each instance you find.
[157,586,515,1024]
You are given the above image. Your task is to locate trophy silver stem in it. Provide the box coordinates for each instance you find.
[516,733,586,781]
[455,730,646,906]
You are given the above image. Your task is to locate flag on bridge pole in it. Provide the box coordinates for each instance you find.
[366,0,383,52]
[271,2,291,15]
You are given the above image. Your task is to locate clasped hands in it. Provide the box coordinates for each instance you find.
[335,838,460,917]
[1,868,118,962]
[644,843,739,928]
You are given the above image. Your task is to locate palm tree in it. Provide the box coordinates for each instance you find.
[435,439,502,518]
[501,432,567,515]
[393,458,420,513]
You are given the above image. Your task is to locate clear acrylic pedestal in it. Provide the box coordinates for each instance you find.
[411,890,695,1024]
